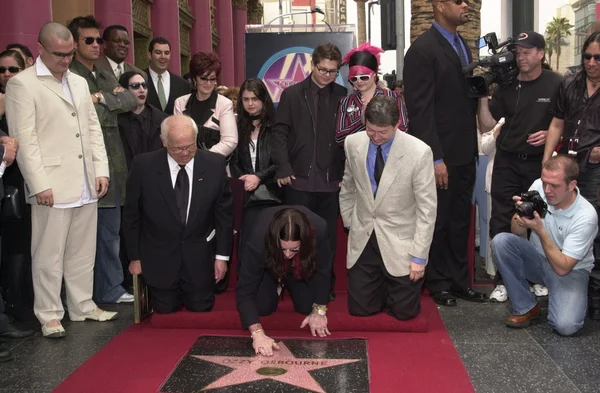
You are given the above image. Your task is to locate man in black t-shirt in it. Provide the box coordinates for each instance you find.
[478,31,563,302]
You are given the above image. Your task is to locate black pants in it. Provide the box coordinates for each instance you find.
[348,232,423,320]
[255,272,317,317]
[577,163,600,298]
[148,264,215,314]
[490,150,542,285]
[426,161,476,293]
[0,246,10,332]
[283,188,338,292]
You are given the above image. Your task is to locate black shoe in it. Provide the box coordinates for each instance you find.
[588,297,600,320]
[0,347,14,362]
[431,290,457,307]
[451,287,488,303]
[0,324,35,341]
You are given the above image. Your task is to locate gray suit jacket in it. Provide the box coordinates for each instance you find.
[95,56,147,82]
[339,131,437,277]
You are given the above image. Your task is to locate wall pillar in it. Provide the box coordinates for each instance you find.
[0,0,53,57]
[214,0,235,86]
[189,0,213,55]
[95,0,135,64]
[150,0,182,74]
[232,0,248,85]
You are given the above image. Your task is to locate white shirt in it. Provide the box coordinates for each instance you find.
[106,56,124,79]
[250,140,258,172]
[149,67,171,101]
[166,154,229,261]
[35,57,97,209]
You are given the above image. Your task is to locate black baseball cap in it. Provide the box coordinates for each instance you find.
[515,31,545,50]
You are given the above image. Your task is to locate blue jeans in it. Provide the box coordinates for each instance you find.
[491,233,589,336]
[94,204,126,303]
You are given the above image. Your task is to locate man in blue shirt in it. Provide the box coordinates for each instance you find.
[340,95,437,320]
[491,155,597,336]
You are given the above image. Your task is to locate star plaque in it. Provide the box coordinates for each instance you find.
[160,336,370,393]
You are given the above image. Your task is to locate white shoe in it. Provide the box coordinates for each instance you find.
[116,293,134,303]
[490,285,508,303]
[42,321,66,338]
[532,284,548,297]
[70,308,118,322]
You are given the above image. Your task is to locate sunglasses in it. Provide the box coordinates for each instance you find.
[109,38,130,46]
[129,82,148,90]
[583,53,600,62]
[441,0,469,5]
[82,37,104,45]
[0,66,21,74]
[349,74,373,83]
[199,76,218,83]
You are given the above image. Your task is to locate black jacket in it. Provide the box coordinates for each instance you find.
[235,205,331,328]
[270,76,347,181]
[403,26,478,165]
[144,69,191,115]
[122,149,233,289]
[117,104,167,169]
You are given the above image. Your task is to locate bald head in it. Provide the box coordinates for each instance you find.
[161,115,199,165]
[39,22,72,47]
[160,115,198,141]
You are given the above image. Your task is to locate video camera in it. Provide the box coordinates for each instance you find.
[515,190,548,220]
[462,32,519,98]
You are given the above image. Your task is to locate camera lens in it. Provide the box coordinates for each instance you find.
[516,202,535,219]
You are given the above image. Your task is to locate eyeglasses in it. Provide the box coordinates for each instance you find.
[129,82,148,90]
[168,142,196,153]
[109,38,130,46]
[82,37,104,45]
[0,66,21,74]
[316,66,339,76]
[39,43,76,59]
[440,0,469,5]
[199,76,218,83]
[583,53,600,62]
[349,74,373,83]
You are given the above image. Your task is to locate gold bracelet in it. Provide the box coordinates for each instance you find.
[250,328,264,337]
[312,304,328,316]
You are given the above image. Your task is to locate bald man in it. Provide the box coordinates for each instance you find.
[5,22,116,338]
[122,115,233,314]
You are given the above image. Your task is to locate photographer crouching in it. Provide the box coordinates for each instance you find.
[491,155,597,336]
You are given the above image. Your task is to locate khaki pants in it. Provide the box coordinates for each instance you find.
[31,203,98,325]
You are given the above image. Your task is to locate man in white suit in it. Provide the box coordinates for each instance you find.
[340,95,437,320]
[5,22,118,338]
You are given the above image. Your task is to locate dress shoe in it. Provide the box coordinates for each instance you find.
[70,308,118,322]
[115,293,134,304]
[452,287,488,303]
[431,290,457,307]
[0,324,35,341]
[0,346,14,362]
[505,304,541,328]
[42,321,66,339]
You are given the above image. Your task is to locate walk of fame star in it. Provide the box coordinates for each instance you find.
[193,342,360,392]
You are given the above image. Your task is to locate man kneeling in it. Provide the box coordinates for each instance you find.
[491,155,597,336]
[340,95,437,320]
[122,115,233,313]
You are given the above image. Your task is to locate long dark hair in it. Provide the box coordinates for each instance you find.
[236,78,275,149]
[265,208,316,280]
[568,32,600,114]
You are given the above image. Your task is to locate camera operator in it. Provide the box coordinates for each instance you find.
[491,156,597,336]
[478,31,563,302]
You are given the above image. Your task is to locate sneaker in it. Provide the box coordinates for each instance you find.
[490,285,508,303]
[116,293,134,304]
[532,284,548,297]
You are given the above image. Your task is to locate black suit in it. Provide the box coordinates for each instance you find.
[122,149,233,313]
[236,206,331,329]
[404,25,478,293]
[144,69,191,115]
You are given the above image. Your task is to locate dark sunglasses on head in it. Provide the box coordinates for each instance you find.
[129,82,148,90]
[349,74,372,83]
[583,53,600,62]
[82,37,104,45]
[0,66,21,73]
[109,38,130,46]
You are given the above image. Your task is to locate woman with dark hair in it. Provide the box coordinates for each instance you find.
[236,206,332,356]
[230,78,281,250]
[117,71,167,168]
[0,50,25,125]
[174,51,238,158]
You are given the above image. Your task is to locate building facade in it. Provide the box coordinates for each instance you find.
[0,0,260,86]
[571,0,600,65]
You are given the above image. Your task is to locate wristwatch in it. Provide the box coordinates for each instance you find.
[94,92,102,102]
[312,304,328,316]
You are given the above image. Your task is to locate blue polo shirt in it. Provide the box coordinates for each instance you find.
[528,179,598,273]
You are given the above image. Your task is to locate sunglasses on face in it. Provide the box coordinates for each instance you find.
[82,37,104,45]
[109,38,130,46]
[583,53,600,62]
[129,82,147,90]
[199,76,218,83]
[0,66,21,74]
[349,74,373,83]
[441,0,469,5]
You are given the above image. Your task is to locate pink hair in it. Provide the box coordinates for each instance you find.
[342,42,384,67]
[348,65,375,78]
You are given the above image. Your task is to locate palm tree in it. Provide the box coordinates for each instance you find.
[545,38,555,68]
[410,0,483,61]
[545,17,573,71]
